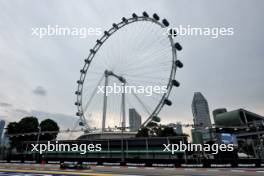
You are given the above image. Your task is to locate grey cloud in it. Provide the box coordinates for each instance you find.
[14,109,77,129]
[32,86,47,96]
[14,108,30,115]
[7,108,78,129]
[0,102,12,107]
[30,109,76,125]
[5,108,79,139]
[30,110,81,139]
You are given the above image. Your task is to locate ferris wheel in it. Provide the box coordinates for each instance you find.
[75,12,183,133]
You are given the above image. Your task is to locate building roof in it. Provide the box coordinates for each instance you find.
[214,108,264,126]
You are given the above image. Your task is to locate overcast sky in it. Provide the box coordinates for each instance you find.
[0,0,263,137]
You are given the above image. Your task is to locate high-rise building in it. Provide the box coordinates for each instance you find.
[174,122,183,134]
[168,122,183,134]
[0,120,5,144]
[1,132,10,147]
[129,108,141,132]
[192,92,212,129]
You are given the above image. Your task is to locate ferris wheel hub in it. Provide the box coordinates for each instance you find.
[104,70,126,84]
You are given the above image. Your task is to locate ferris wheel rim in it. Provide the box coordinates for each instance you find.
[75,12,181,131]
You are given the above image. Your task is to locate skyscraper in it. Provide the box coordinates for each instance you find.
[129,108,141,132]
[174,122,183,134]
[192,92,212,129]
[0,120,5,145]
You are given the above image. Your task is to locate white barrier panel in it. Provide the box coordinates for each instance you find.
[153,163,174,167]
[24,161,36,164]
[83,162,98,165]
[103,162,120,166]
[211,164,231,167]
[48,161,60,164]
[127,163,145,166]
[181,164,203,167]
[238,164,255,167]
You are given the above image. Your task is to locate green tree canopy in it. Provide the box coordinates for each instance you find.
[6,116,59,150]
[18,116,39,133]
[39,119,59,141]
[136,125,189,138]
[156,126,176,137]
[6,122,19,148]
[136,127,149,137]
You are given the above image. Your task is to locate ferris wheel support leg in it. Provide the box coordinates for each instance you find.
[102,72,109,132]
[121,83,126,131]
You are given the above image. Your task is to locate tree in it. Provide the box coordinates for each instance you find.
[6,117,39,150]
[6,122,19,148]
[18,116,39,142]
[18,116,39,133]
[39,119,59,141]
[6,116,59,150]
[156,126,177,137]
[6,122,18,134]
[136,127,149,137]
[136,125,187,138]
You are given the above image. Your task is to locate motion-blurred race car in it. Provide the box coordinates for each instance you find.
[60,162,91,169]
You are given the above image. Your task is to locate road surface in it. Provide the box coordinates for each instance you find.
[0,164,264,175]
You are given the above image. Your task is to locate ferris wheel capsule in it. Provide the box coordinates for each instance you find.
[164,99,172,106]
[162,19,170,27]
[143,11,149,17]
[90,49,96,54]
[75,102,81,106]
[122,17,128,23]
[75,91,81,95]
[104,31,110,36]
[77,80,83,85]
[96,39,102,45]
[175,60,183,68]
[172,80,180,87]
[132,13,138,18]
[153,13,160,21]
[80,69,86,74]
[175,42,182,51]
[168,28,177,37]
[85,59,91,64]
[112,23,118,29]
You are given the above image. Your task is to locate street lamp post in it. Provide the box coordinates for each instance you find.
[35,126,41,162]
[37,126,41,145]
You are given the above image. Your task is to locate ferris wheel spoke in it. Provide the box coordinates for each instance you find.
[125,82,159,103]
[135,31,168,58]
[83,73,104,113]
[127,79,166,87]
[124,77,169,89]
[124,74,170,80]
[120,61,171,75]
[138,21,165,53]
[119,54,171,73]
[137,35,167,59]
[120,24,155,68]
[120,48,171,73]
[132,21,150,51]
[130,91,151,116]
[124,68,171,78]
[121,43,169,68]
[126,81,167,101]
